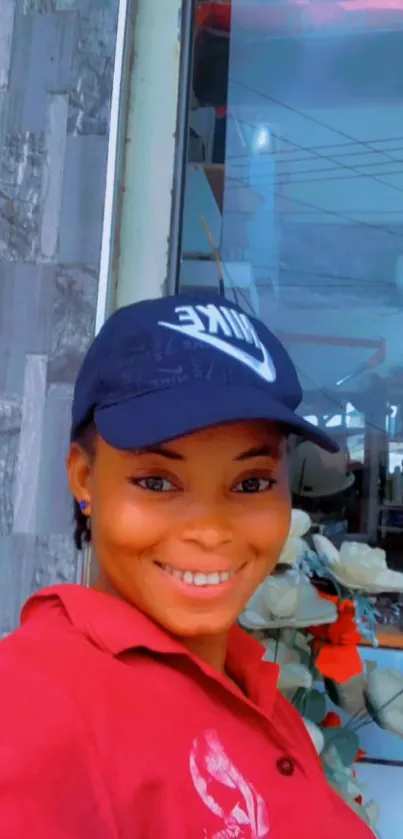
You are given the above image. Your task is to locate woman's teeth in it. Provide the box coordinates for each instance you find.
[159,564,235,587]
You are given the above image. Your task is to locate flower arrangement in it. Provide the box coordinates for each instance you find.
[240,510,403,835]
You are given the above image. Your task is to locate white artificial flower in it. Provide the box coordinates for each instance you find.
[240,573,337,631]
[278,509,311,567]
[293,630,312,656]
[303,718,325,755]
[323,748,366,809]
[326,674,367,717]
[361,801,380,835]
[323,744,357,784]
[313,534,403,594]
[322,747,379,834]
[262,638,299,665]
[261,638,312,698]
[240,575,300,630]
[278,662,313,693]
[296,578,338,627]
[365,668,403,737]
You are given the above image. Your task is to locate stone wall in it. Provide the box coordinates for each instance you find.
[0,0,119,633]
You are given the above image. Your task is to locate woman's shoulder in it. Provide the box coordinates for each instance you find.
[0,597,91,765]
[1,585,94,671]
[0,589,119,838]
[0,589,88,715]
[0,585,118,716]
[0,584,159,711]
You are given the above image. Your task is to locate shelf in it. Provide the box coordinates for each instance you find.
[362,626,403,651]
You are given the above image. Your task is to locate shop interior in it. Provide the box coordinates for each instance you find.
[179,0,403,635]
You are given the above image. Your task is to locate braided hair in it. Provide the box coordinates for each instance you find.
[72,423,95,551]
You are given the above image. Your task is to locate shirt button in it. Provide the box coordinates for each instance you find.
[276,757,295,777]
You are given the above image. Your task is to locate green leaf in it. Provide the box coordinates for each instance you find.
[310,665,322,683]
[303,689,327,724]
[322,726,341,745]
[323,729,360,766]
[292,687,308,714]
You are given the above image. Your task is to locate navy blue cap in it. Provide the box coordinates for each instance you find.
[71,294,337,453]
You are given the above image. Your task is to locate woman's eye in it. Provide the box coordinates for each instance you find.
[134,477,176,492]
[233,477,276,494]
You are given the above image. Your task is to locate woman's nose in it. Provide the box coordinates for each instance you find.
[181,508,233,551]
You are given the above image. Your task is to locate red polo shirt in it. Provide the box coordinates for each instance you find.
[0,585,373,838]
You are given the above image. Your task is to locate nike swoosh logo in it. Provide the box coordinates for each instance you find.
[158,321,276,384]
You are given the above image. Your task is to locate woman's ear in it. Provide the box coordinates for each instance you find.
[66,443,93,517]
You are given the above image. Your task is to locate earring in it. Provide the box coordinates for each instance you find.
[79,500,91,536]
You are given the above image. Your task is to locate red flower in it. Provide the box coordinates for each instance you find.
[321,711,341,728]
[309,593,363,683]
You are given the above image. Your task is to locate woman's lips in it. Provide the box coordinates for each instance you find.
[154,560,246,593]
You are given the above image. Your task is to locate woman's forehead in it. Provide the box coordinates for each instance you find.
[97,420,288,464]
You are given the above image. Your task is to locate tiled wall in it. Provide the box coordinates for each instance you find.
[0,0,119,634]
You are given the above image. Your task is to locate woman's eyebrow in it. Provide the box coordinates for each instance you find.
[128,445,185,461]
[124,443,282,462]
[234,444,281,462]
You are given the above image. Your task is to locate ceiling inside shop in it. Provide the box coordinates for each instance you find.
[187,5,403,396]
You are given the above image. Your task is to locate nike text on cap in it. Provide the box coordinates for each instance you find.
[71,294,338,453]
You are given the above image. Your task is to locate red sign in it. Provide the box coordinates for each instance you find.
[197,0,403,35]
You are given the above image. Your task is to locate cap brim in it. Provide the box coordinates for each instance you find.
[95,383,338,453]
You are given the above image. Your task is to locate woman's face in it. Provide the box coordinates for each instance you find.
[68,421,291,639]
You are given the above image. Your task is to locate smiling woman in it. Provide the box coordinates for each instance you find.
[68,421,290,666]
[0,293,374,839]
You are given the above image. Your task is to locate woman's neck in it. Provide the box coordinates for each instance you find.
[183,633,245,696]
[93,571,234,683]
[181,632,229,675]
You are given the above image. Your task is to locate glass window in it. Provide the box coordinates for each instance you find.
[180,1,403,637]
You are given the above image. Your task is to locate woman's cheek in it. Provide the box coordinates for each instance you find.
[242,501,290,552]
[102,498,168,552]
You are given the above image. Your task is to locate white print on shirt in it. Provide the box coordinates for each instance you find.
[189,730,270,839]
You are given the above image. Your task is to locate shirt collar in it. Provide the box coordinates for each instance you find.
[22,584,182,655]
[22,585,278,715]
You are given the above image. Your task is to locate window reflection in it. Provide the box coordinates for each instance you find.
[180,0,403,636]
